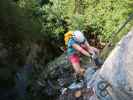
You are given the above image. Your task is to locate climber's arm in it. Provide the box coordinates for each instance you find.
[84,41,99,55]
[72,43,90,57]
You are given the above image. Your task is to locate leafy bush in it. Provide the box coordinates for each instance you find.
[84,0,133,42]
[16,0,133,43]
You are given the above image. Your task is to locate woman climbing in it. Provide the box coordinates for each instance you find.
[64,30,101,78]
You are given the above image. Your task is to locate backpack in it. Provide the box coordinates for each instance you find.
[64,31,73,46]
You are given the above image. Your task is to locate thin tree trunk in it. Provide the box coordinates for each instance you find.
[74,0,85,14]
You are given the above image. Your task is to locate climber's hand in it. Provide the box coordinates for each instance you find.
[90,52,97,59]
[89,52,103,68]
[89,47,99,55]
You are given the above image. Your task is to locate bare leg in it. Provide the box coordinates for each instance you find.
[72,63,81,74]
[72,63,85,76]
[68,53,85,76]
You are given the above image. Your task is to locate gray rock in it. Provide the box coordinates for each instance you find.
[98,29,133,100]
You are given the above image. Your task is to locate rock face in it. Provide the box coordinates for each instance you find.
[98,29,133,100]
[83,29,133,100]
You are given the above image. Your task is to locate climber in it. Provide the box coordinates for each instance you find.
[64,30,101,78]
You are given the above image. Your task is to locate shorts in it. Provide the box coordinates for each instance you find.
[68,53,80,64]
[68,44,88,64]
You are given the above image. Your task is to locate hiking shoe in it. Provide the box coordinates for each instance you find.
[68,81,84,90]
[73,73,84,83]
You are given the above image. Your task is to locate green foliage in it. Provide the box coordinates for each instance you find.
[40,3,65,37]
[68,14,85,31]
[45,0,133,42]
[84,0,133,42]
[15,0,133,43]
